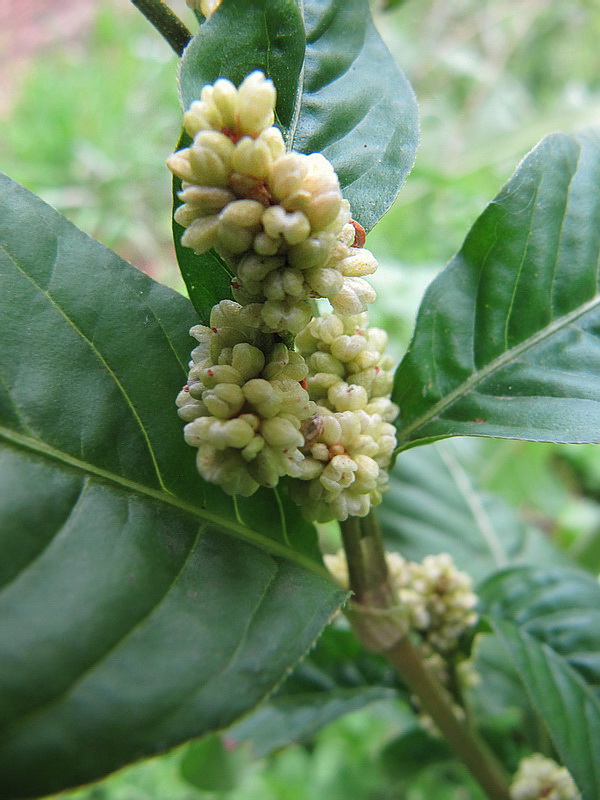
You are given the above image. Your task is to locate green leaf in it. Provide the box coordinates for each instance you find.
[178,0,418,232]
[228,627,400,757]
[480,566,600,800]
[380,728,451,780]
[287,0,419,231]
[180,734,245,792]
[179,0,306,136]
[379,440,564,582]
[0,174,345,799]
[394,132,600,451]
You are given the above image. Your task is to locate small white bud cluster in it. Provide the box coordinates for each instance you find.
[324,549,479,733]
[176,300,317,497]
[287,313,398,522]
[510,755,581,800]
[167,72,378,335]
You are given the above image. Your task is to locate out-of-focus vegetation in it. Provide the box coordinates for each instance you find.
[3,1,599,797]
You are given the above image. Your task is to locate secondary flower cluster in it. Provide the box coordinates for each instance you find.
[325,550,478,653]
[325,549,479,732]
[510,755,580,800]
[167,71,377,336]
[172,72,398,522]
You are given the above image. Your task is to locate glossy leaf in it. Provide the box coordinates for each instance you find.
[288,0,419,230]
[0,174,345,798]
[179,0,305,135]
[379,441,564,583]
[480,566,600,800]
[178,0,418,232]
[394,132,600,451]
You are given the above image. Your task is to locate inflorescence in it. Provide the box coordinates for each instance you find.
[169,71,398,522]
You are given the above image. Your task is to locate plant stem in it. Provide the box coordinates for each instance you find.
[340,509,512,800]
[386,636,511,800]
[340,516,368,600]
[130,0,192,56]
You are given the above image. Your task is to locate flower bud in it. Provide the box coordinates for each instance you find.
[328,381,368,412]
[181,216,220,254]
[202,382,245,419]
[261,416,305,448]
[232,137,272,179]
[237,71,276,135]
[330,277,377,315]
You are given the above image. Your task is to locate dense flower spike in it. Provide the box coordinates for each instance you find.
[167,72,378,335]
[172,73,396,518]
[288,313,398,521]
[510,755,581,800]
[176,301,317,496]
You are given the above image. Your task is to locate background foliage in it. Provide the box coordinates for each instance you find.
[1,0,599,797]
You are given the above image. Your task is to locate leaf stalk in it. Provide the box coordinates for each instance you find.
[130,0,192,56]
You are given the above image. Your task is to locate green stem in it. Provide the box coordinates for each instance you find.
[340,516,368,601]
[386,636,511,800]
[130,0,192,56]
[340,509,511,800]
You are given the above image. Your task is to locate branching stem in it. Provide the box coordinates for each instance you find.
[130,0,192,56]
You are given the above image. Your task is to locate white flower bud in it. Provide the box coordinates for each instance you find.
[288,233,334,269]
[188,145,229,186]
[181,216,220,254]
[306,267,344,298]
[230,342,265,380]
[237,71,276,135]
[232,137,272,179]
[243,378,282,418]
[337,248,378,277]
[269,153,308,200]
[211,77,238,126]
[330,277,377,315]
[178,185,235,215]
[199,364,244,387]
[258,126,286,159]
[309,352,345,377]
[253,232,280,255]
[219,199,264,228]
[202,382,245,419]
[261,416,305,448]
[328,382,368,412]
[262,206,311,245]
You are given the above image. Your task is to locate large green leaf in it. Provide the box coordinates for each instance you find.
[287,0,418,230]
[480,566,600,800]
[178,0,418,232]
[379,440,564,583]
[0,174,344,798]
[394,132,600,451]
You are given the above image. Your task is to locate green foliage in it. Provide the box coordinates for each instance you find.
[380,441,564,581]
[481,566,600,800]
[394,131,600,451]
[1,1,599,799]
[0,174,344,798]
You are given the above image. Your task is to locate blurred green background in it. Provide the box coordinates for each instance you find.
[2,1,600,797]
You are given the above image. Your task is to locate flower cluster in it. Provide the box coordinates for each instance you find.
[167,71,377,335]
[289,312,398,521]
[325,549,479,733]
[510,755,580,800]
[172,72,397,520]
[176,300,318,497]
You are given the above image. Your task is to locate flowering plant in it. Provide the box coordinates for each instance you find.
[0,2,598,799]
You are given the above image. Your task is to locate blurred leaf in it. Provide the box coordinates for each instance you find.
[380,727,451,780]
[229,686,395,759]
[379,441,564,583]
[288,0,419,230]
[179,0,305,135]
[180,734,245,792]
[0,174,344,798]
[228,626,401,757]
[394,132,600,451]
[481,566,600,800]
